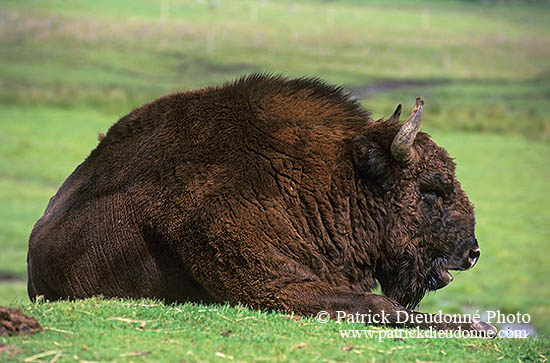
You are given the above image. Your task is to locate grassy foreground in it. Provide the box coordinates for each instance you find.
[1,298,549,362]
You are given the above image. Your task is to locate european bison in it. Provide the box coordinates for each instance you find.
[28,74,495,334]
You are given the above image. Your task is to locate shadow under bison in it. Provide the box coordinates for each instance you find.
[27,74,495,335]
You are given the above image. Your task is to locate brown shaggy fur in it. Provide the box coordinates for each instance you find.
[27,74,494,333]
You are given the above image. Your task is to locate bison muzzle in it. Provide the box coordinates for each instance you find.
[27,74,495,335]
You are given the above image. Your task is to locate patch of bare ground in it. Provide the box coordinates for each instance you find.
[0,306,42,337]
[0,272,25,283]
[345,79,451,99]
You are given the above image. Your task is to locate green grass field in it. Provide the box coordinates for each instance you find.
[1,298,548,362]
[1,0,549,361]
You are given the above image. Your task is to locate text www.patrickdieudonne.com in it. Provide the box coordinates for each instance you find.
[338,326,527,341]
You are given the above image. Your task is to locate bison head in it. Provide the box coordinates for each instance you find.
[352,98,480,310]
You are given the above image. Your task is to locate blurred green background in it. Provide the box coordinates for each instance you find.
[0,0,548,337]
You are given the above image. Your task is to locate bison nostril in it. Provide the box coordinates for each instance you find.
[469,247,480,260]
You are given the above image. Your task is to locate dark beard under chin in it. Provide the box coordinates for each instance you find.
[385,258,448,311]
[396,285,428,311]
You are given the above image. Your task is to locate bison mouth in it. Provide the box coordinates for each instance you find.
[386,249,480,311]
[432,264,455,290]
[403,259,468,311]
[427,259,471,292]
[430,249,481,292]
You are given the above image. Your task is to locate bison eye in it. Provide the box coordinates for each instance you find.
[419,175,452,204]
[420,185,448,206]
[421,191,440,205]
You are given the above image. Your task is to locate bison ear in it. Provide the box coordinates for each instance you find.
[352,135,393,183]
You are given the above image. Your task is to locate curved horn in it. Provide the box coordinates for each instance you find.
[391,96,424,164]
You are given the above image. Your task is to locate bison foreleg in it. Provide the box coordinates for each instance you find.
[272,282,496,336]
